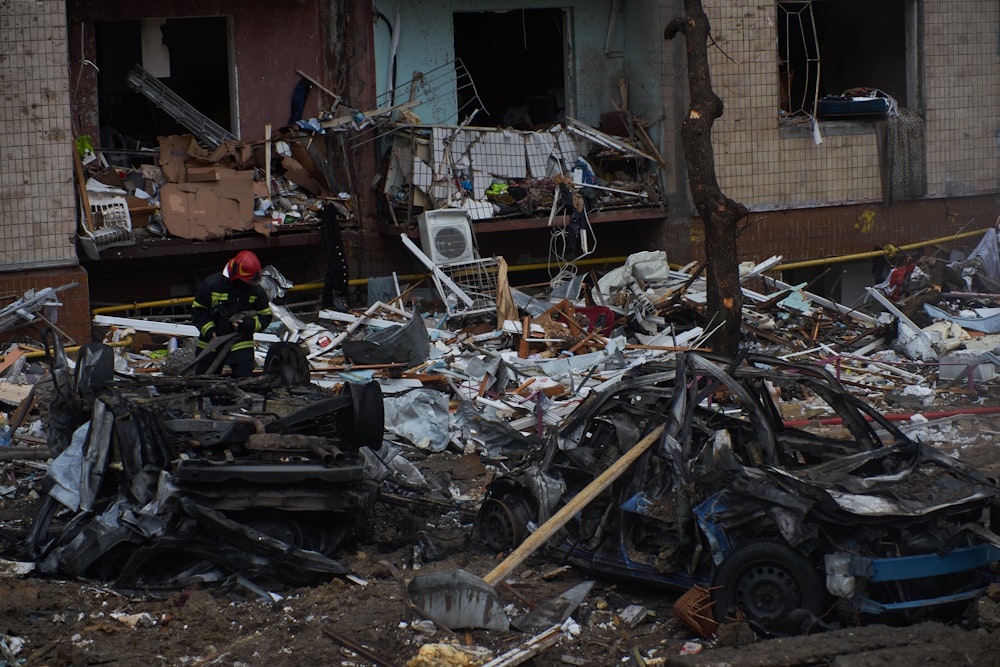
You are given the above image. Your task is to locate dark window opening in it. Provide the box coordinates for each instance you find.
[778,0,908,119]
[96,17,231,149]
[453,9,566,129]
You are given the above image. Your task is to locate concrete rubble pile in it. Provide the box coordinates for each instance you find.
[4,234,1000,662]
[1,239,999,499]
[73,250,1000,445]
[0,241,998,482]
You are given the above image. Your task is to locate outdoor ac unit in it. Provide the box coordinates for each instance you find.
[417,210,477,264]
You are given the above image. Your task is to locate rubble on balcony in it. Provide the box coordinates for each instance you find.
[73,130,356,252]
[73,70,385,256]
[380,118,664,230]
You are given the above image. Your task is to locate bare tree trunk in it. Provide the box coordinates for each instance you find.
[665,0,748,356]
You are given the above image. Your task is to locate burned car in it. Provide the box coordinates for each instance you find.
[29,338,385,588]
[475,352,1000,633]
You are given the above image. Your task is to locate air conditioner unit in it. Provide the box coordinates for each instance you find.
[417,209,478,264]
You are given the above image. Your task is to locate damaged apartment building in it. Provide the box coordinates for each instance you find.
[2,0,999,344]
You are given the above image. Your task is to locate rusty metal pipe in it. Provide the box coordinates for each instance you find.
[311,444,346,466]
[210,411,266,434]
[311,445,334,466]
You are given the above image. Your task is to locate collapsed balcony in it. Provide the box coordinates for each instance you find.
[379,119,666,232]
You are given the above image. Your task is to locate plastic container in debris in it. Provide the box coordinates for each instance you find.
[0,427,10,447]
[938,352,996,383]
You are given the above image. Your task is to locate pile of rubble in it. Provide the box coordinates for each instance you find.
[3,230,1000,662]
[2,232,999,487]
[3,236,1000,477]
[76,64,666,262]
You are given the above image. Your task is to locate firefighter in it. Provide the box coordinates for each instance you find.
[191,250,272,377]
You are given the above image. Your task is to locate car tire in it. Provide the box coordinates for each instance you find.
[262,342,311,386]
[476,493,533,553]
[345,380,385,448]
[712,541,825,633]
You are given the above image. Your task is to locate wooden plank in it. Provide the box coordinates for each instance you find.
[9,384,36,431]
[294,69,340,101]
[0,348,25,375]
[0,382,32,406]
[483,423,666,587]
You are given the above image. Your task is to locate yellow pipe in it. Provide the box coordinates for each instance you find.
[90,255,632,317]
[89,225,989,319]
[772,227,993,272]
[92,297,198,315]
[3,345,78,361]
[6,336,134,361]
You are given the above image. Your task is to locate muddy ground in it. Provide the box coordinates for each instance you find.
[2,407,1000,666]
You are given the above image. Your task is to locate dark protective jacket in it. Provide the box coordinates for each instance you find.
[191,273,272,353]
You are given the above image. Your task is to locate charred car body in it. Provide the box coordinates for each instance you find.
[29,338,385,588]
[476,352,1000,632]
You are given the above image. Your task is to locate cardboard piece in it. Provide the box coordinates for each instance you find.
[253,216,275,238]
[281,156,323,195]
[290,142,331,195]
[209,140,254,169]
[158,135,193,183]
[186,165,221,182]
[160,169,255,240]
[125,195,157,228]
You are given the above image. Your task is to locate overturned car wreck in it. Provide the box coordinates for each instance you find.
[29,339,385,588]
[476,352,1000,633]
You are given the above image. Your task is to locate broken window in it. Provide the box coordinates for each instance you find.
[96,17,233,149]
[778,0,913,120]
[453,9,568,128]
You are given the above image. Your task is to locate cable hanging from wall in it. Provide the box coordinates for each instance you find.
[352,58,487,149]
[547,180,597,297]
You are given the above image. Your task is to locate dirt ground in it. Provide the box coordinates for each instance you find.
[2,407,1000,666]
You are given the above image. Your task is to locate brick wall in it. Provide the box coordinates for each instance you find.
[1,0,89,348]
[666,194,1000,267]
[0,266,91,347]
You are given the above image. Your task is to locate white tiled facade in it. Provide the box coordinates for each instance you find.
[0,0,77,270]
[924,1,1000,195]
[702,0,1000,210]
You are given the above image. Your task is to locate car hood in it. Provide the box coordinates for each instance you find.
[758,440,999,518]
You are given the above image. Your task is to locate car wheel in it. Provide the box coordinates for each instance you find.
[712,542,824,633]
[344,381,385,448]
[476,493,533,552]
[262,342,311,386]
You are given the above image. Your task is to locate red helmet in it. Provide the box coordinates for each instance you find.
[226,250,262,283]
